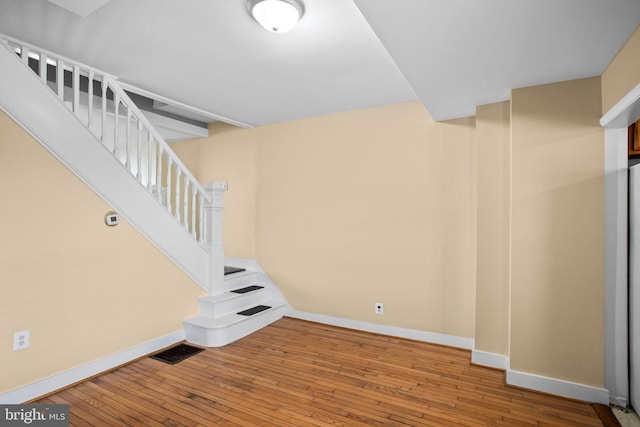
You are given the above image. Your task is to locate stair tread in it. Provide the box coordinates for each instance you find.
[237,304,271,316]
[231,285,265,294]
[224,266,247,275]
[199,284,269,303]
[185,301,285,329]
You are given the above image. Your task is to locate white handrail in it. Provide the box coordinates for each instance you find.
[0,33,210,245]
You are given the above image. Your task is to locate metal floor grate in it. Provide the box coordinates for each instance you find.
[150,344,204,364]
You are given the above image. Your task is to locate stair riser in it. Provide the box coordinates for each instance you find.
[198,288,276,318]
[222,272,258,292]
[184,306,285,347]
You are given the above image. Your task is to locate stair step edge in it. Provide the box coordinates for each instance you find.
[198,285,270,303]
[185,302,285,329]
[224,270,256,280]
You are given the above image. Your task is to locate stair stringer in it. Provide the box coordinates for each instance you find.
[184,257,290,347]
[0,42,209,289]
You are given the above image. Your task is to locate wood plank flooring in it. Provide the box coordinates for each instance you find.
[37,318,605,426]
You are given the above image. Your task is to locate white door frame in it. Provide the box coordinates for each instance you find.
[628,165,640,411]
[602,83,640,407]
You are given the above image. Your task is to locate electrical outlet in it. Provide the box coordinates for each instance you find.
[13,330,30,351]
[375,303,384,315]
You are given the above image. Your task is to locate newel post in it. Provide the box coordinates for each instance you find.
[204,181,228,295]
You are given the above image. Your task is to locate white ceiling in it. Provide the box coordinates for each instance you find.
[355,0,640,120]
[0,0,639,127]
[45,0,111,18]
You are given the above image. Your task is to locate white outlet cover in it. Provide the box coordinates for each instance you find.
[13,330,30,351]
[375,303,384,315]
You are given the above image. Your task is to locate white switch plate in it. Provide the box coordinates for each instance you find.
[13,330,30,351]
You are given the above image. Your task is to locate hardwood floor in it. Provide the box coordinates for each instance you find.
[37,318,604,426]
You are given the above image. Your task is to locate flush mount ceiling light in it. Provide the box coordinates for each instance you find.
[247,0,304,33]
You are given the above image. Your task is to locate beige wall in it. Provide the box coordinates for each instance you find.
[475,101,511,356]
[175,102,478,338]
[602,25,640,114]
[510,77,604,387]
[0,111,203,395]
[176,78,606,390]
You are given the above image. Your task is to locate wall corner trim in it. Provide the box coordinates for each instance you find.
[601,82,640,128]
[285,309,475,350]
[0,330,185,404]
[471,350,509,370]
[506,369,610,404]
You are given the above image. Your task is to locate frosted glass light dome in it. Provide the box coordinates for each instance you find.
[248,0,304,33]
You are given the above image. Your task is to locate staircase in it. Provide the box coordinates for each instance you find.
[0,34,287,347]
[184,261,287,347]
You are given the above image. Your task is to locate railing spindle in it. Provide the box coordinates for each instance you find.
[176,169,181,221]
[101,81,107,143]
[136,120,142,180]
[87,71,94,129]
[56,59,64,100]
[72,65,80,115]
[156,144,163,203]
[167,158,173,214]
[113,92,120,156]
[147,131,153,190]
[199,193,204,243]
[191,188,197,237]
[183,180,189,230]
[21,46,28,66]
[125,106,131,168]
[39,53,46,83]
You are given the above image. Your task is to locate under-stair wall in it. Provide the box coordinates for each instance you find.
[0,39,210,289]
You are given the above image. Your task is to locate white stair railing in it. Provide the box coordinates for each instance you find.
[0,35,210,245]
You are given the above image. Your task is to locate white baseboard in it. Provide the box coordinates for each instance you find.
[0,330,185,404]
[471,350,509,370]
[609,394,628,407]
[506,369,609,404]
[286,309,474,350]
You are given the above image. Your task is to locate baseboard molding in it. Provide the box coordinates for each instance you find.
[0,330,185,404]
[471,350,509,370]
[609,394,628,407]
[286,309,474,350]
[506,369,610,404]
